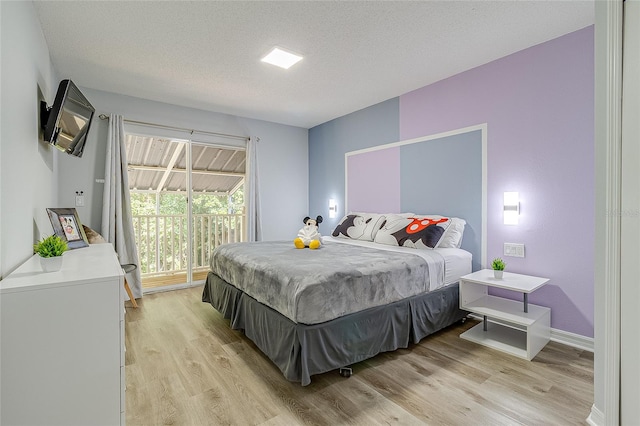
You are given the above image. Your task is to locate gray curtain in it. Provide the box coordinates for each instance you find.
[246,136,262,242]
[102,114,142,299]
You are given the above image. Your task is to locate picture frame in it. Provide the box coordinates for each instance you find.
[46,208,89,249]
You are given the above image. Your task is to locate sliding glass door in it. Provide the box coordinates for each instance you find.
[126,133,246,291]
[189,142,246,283]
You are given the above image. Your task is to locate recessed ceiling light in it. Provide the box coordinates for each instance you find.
[261,47,303,70]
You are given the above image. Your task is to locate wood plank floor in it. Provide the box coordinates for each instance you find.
[125,286,593,426]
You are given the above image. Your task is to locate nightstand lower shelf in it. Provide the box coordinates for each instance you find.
[460,311,550,360]
[459,269,551,361]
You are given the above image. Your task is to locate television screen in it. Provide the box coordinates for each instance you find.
[42,79,95,158]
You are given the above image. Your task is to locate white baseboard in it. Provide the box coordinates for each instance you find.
[550,327,594,352]
[467,314,594,352]
[586,404,604,426]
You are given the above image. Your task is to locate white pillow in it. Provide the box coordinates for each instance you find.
[374,214,452,249]
[435,217,466,248]
[331,213,386,241]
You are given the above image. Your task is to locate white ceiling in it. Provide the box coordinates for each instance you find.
[33,1,594,129]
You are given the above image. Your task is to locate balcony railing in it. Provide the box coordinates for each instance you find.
[132,213,245,279]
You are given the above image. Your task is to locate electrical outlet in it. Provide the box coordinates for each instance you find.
[75,195,85,207]
[504,243,525,258]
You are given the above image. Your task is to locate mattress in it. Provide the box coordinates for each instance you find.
[209,238,471,325]
[322,236,472,289]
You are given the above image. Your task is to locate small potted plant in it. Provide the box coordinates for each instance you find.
[491,257,506,279]
[34,235,68,272]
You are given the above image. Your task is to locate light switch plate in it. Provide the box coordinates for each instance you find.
[75,195,85,207]
[504,243,525,257]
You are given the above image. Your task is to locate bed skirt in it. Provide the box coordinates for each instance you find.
[202,272,467,386]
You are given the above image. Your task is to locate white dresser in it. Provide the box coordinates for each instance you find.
[0,244,125,425]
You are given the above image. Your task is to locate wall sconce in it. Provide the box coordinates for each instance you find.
[503,192,519,225]
[329,199,337,219]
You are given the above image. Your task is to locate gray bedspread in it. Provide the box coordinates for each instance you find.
[209,240,433,324]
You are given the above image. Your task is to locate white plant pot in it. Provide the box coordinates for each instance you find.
[493,270,503,279]
[40,255,63,272]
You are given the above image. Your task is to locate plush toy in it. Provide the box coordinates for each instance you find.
[294,215,323,249]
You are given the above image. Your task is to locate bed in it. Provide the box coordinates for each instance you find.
[202,213,472,385]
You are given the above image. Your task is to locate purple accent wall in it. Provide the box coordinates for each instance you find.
[347,147,401,213]
[399,26,594,337]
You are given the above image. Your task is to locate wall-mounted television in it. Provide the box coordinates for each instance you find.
[40,79,95,158]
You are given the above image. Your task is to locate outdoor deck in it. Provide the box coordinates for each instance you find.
[134,212,245,291]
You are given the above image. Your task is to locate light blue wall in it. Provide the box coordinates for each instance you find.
[59,88,309,241]
[0,1,59,277]
[308,98,399,235]
[399,130,482,270]
[343,128,483,269]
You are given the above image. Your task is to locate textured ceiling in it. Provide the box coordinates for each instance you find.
[33,1,594,129]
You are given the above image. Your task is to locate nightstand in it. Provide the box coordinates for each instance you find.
[459,269,550,360]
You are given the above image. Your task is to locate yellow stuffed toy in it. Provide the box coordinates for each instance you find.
[294,215,323,249]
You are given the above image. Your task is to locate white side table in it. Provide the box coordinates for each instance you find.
[459,269,550,360]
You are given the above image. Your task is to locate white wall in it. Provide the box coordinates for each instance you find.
[58,88,308,242]
[0,1,59,278]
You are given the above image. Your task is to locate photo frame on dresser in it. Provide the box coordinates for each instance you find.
[46,208,89,249]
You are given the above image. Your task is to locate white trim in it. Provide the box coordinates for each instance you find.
[596,1,623,425]
[186,141,194,288]
[344,154,348,219]
[344,123,488,267]
[550,328,593,353]
[602,1,623,425]
[345,123,487,157]
[587,404,604,426]
[620,1,640,422]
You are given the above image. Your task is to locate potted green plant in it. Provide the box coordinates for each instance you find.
[491,257,506,279]
[34,235,68,272]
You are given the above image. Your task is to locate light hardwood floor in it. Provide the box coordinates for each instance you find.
[125,286,593,425]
